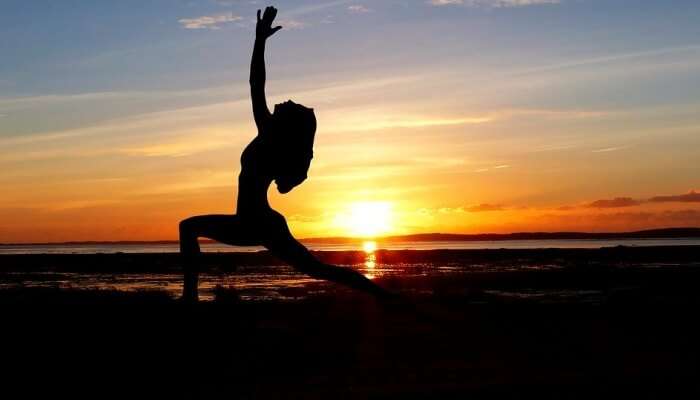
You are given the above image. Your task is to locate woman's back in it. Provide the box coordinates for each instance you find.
[237,136,275,214]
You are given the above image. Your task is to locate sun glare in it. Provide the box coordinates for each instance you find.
[337,201,393,237]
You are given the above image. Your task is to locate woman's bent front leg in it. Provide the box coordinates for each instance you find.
[179,214,251,302]
[179,217,203,302]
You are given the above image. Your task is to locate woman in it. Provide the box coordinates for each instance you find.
[179,6,391,302]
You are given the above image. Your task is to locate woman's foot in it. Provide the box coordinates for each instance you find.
[179,291,199,304]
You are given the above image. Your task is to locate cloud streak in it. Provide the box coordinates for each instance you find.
[649,190,700,203]
[577,190,700,209]
[276,19,306,30]
[586,197,641,208]
[283,0,357,18]
[323,113,494,133]
[429,0,560,7]
[466,203,505,212]
[348,5,371,13]
[178,13,243,30]
[591,146,629,153]
[515,44,700,76]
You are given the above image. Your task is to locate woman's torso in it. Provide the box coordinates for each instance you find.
[237,136,274,214]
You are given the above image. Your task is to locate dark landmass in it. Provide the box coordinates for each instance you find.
[309,227,700,243]
[2,226,699,246]
[2,246,700,397]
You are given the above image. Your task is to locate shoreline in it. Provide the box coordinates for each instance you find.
[1,245,699,272]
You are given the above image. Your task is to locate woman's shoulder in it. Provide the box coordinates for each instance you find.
[243,136,264,151]
[241,135,275,166]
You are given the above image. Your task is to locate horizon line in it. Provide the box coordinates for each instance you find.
[1,227,699,246]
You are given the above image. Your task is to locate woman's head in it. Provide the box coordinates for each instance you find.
[271,100,316,194]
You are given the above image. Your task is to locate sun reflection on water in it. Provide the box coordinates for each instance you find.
[363,240,377,279]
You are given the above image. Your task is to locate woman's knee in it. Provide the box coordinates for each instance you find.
[179,217,194,234]
[179,216,205,237]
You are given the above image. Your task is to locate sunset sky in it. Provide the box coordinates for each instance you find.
[1,0,699,242]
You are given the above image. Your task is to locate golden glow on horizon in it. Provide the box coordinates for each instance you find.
[335,202,394,238]
[362,240,377,253]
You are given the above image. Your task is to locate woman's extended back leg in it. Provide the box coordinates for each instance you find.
[179,214,257,301]
[265,236,392,299]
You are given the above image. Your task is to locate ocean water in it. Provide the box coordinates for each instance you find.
[2,238,699,302]
[1,238,700,255]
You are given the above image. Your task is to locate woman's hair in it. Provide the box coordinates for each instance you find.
[270,101,317,193]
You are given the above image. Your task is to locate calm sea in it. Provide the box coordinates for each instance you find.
[1,238,700,254]
[2,238,699,302]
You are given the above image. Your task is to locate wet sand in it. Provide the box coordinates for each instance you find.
[2,246,700,398]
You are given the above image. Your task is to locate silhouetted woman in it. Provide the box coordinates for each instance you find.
[179,6,391,302]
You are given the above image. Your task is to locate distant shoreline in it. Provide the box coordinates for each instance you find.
[2,227,699,246]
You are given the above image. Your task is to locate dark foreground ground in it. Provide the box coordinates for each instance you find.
[2,246,700,398]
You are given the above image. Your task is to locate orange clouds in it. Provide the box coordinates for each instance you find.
[586,197,641,208]
[465,203,506,212]
[650,190,700,203]
[584,191,700,209]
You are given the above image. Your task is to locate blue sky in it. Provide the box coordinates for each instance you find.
[3,1,699,124]
[1,0,700,241]
[3,1,699,92]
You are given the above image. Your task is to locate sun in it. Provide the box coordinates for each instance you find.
[337,201,394,237]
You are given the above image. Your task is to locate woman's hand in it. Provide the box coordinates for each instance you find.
[256,6,282,40]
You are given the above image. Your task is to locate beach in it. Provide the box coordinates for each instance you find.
[2,245,700,398]
[5,0,700,397]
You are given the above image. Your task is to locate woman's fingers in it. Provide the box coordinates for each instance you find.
[257,7,279,37]
[263,6,277,23]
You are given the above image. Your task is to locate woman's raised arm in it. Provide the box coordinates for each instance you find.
[250,6,282,131]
